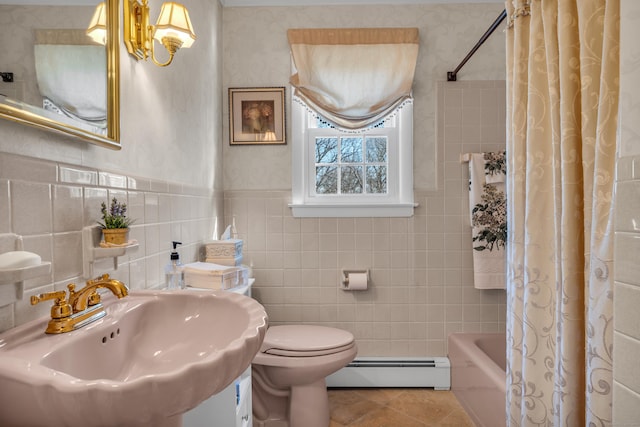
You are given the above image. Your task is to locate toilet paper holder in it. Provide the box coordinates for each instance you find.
[340,269,369,290]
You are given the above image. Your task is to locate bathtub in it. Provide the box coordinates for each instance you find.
[448,333,506,427]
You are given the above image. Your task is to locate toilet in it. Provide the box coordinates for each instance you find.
[251,324,357,427]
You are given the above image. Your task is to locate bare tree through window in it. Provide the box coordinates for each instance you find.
[314,134,387,195]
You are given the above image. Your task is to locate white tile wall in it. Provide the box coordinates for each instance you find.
[225,81,507,357]
[613,0,640,422]
[613,154,640,423]
[613,156,640,425]
[0,152,220,333]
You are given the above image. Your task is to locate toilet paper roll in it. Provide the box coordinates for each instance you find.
[344,272,368,290]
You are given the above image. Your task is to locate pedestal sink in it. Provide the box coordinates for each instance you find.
[0,289,268,427]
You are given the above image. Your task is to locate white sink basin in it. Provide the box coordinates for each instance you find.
[0,289,268,426]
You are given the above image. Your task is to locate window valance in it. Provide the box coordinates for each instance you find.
[287,28,419,130]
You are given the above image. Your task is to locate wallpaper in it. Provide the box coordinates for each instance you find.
[222,2,507,191]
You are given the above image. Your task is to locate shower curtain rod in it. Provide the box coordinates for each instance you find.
[447,9,507,82]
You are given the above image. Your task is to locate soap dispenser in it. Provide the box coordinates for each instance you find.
[165,241,184,290]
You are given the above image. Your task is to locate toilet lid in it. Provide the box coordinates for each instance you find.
[261,325,355,357]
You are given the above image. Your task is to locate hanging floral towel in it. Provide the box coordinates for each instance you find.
[468,152,506,289]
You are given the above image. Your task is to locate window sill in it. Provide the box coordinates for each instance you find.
[289,203,416,218]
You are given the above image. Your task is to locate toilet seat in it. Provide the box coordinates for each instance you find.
[260,325,355,357]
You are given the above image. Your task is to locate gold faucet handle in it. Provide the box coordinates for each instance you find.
[31,290,72,319]
[30,290,66,305]
[69,280,102,306]
[89,273,111,285]
[88,291,102,306]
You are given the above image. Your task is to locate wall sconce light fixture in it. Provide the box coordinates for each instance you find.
[86,2,107,45]
[124,0,196,67]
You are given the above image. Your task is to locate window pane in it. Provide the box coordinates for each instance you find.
[366,137,387,162]
[340,137,363,163]
[316,166,337,194]
[315,137,338,163]
[366,166,387,194]
[341,166,363,194]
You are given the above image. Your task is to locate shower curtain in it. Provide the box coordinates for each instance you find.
[505,1,619,426]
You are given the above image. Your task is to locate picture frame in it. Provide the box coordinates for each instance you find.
[229,87,286,145]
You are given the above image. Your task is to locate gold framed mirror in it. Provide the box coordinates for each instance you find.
[0,0,120,150]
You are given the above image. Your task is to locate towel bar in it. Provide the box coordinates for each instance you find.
[459,153,472,163]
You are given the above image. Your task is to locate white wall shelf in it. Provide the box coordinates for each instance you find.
[0,262,51,285]
[82,226,138,278]
[0,233,52,300]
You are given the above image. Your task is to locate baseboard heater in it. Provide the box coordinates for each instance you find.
[326,357,450,390]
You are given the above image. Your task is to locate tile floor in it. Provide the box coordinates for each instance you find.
[328,388,475,427]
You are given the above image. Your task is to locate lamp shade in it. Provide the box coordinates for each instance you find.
[153,2,196,48]
[86,2,107,45]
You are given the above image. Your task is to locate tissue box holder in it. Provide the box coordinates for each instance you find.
[184,262,248,290]
[204,239,243,266]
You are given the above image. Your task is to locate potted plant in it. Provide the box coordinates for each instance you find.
[98,197,134,245]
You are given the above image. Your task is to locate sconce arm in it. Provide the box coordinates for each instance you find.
[145,25,177,67]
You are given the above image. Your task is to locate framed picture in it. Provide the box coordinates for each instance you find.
[229,87,286,145]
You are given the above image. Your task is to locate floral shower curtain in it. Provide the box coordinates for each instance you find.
[505,0,619,426]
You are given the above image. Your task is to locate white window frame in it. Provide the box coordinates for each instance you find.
[290,97,415,217]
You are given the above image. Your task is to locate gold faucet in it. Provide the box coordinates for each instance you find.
[68,274,129,312]
[31,274,129,334]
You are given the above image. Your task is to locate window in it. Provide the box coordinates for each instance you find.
[287,28,418,217]
[313,125,389,196]
[290,98,415,217]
